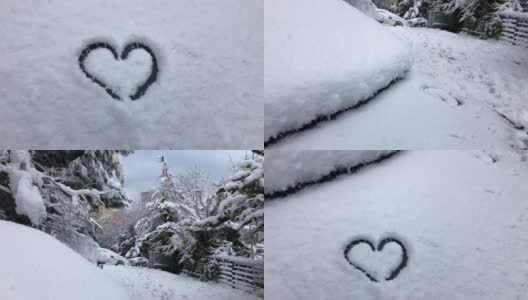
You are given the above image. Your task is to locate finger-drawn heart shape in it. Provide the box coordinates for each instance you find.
[344,237,408,282]
[79,42,159,100]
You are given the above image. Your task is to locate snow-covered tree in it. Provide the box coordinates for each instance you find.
[117,153,264,275]
[403,0,423,18]
[432,0,524,37]
[175,165,220,221]
[121,157,195,272]
[188,151,264,260]
[0,150,132,261]
[381,0,432,18]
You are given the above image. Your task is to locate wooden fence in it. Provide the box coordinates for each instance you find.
[211,256,264,296]
[499,12,528,48]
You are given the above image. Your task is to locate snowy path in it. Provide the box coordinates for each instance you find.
[270,28,528,150]
[104,266,260,300]
[265,151,528,299]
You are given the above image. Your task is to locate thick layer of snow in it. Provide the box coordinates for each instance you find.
[104,266,261,300]
[0,221,128,300]
[265,151,528,299]
[271,28,528,150]
[0,0,262,148]
[265,150,394,194]
[1,151,46,225]
[264,0,412,142]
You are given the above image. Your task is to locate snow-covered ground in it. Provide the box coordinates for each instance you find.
[0,0,262,148]
[104,266,260,300]
[264,0,412,143]
[265,151,528,299]
[269,27,528,150]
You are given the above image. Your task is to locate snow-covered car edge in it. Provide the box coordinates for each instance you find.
[265,151,400,199]
[264,72,409,147]
[376,9,409,26]
[96,248,130,266]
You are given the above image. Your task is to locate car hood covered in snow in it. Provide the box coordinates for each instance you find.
[0,0,263,149]
[0,221,128,300]
[264,0,412,143]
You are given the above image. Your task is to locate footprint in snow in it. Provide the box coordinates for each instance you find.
[472,150,499,164]
[421,85,463,107]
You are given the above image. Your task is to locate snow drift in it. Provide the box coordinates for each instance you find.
[264,0,412,143]
[0,221,128,300]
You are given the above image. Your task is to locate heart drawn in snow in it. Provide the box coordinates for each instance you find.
[344,237,408,283]
[79,42,159,101]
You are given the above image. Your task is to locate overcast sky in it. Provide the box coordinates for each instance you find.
[121,150,248,200]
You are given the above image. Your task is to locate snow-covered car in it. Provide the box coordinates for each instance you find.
[408,17,428,27]
[128,257,149,267]
[0,221,129,300]
[96,248,129,266]
[265,0,412,144]
[376,8,408,26]
[265,151,528,299]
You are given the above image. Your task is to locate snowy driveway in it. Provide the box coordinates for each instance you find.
[104,266,260,300]
[269,28,528,150]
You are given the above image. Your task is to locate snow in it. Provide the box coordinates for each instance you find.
[104,266,261,300]
[0,221,260,300]
[264,0,412,143]
[11,171,45,225]
[270,28,528,150]
[97,248,129,265]
[265,150,395,194]
[265,151,528,299]
[0,0,263,149]
[499,10,528,20]
[1,151,46,225]
[343,0,383,20]
[376,9,409,26]
[0,220,129,300]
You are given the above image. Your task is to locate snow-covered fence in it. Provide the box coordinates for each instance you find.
[499,12,528,48]
[182,259,208,279]
[212,256,264,296]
